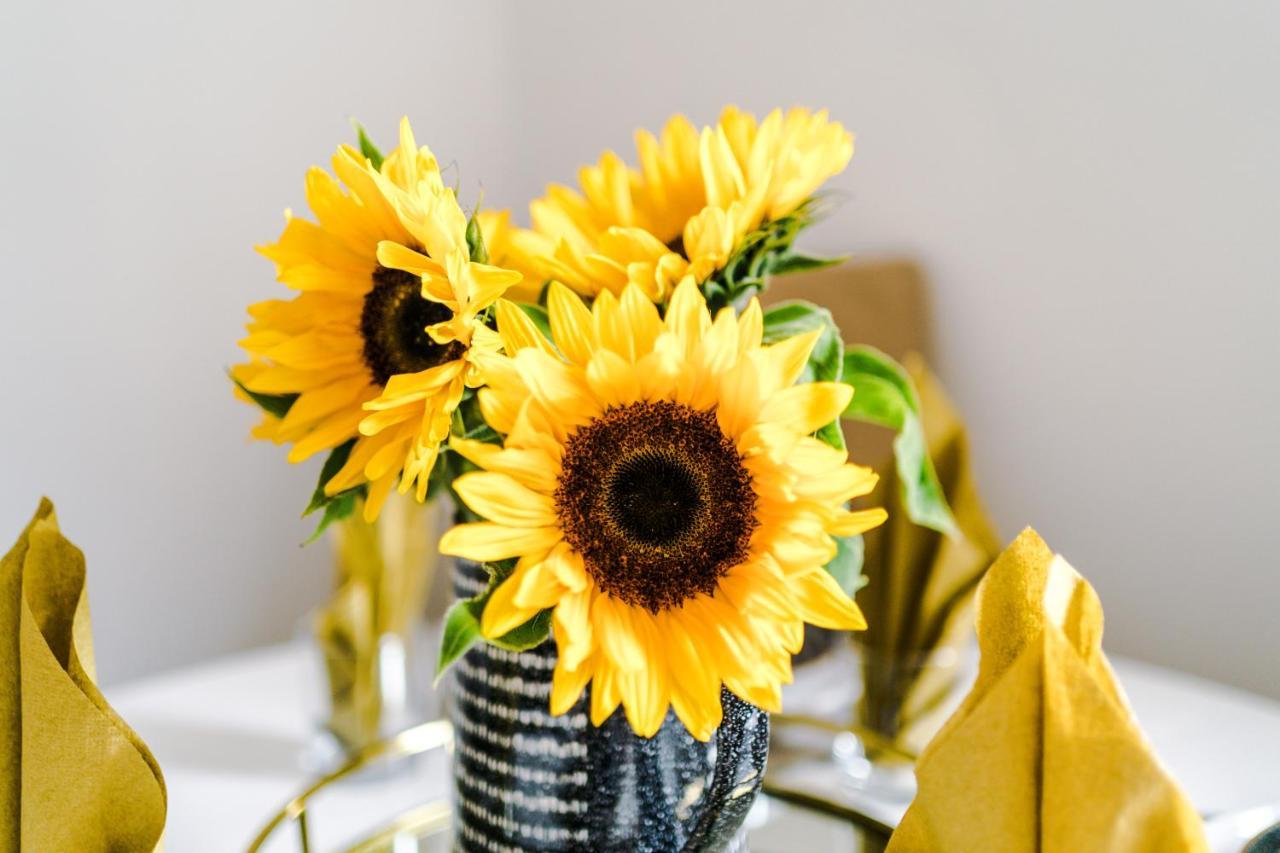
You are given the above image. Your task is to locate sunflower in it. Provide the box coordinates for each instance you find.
[236,119,521,520]
[508,106,853,301]
[439,279,886,740]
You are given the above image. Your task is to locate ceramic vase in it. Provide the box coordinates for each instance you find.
[449,559,769,852]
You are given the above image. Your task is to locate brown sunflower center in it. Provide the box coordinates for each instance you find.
[360,265,462,385]
[554,401,757,612]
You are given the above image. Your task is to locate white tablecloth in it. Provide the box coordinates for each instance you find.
[109,643,1280,851]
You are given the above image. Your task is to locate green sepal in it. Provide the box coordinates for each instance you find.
[304,440,355,515]
[815,420,846,452]
[824,534,867,597]
[435,558,552,682]
[450,389,499,445]
[761,301,843,384]
[299,439,366,543]
[517,303,553,342]
[351,120,384,171]
[702,197,828,312]
[769,251,847,276]
[302,489,362,545]
[761,300,845,450]
[230,375,297,420]
[436,599,483,683]
[841,346,958,537]
[466,210,489,263]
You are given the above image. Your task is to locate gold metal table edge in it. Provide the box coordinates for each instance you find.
[245,719,454,853]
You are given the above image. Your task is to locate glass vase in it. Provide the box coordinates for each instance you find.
[307,492,440,761]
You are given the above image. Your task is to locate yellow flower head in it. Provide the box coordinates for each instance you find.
[235,118,522,520]
[506,106,853,302]
[439,280,885,739]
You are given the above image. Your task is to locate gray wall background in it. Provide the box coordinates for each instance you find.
[2,1,1277,697]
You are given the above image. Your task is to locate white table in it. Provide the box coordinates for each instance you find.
[110,643,1280,851]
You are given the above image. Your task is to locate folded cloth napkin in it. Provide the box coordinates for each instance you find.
[858,355,1002,754]
[887,529,1206,852]
[1,499,166,851]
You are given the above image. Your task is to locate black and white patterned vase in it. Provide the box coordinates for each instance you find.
[450,559,768,852]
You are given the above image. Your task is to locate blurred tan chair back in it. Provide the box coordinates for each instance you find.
[762,258,933,363]
[763,258,933,466]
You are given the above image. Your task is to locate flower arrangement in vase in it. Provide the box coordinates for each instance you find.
[233,108,954,850]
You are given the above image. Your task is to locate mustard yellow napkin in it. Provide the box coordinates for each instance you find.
[859,355,1002,753]
[1,498,166,851]
[887,529,1206,852]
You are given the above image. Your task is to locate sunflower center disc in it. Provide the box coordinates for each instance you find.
[361,265,461,385]
[555,401,757,612]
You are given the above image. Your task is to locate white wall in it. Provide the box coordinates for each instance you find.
[498,0,1280,698]
[0,0,514,683]
[2,1,1277,697]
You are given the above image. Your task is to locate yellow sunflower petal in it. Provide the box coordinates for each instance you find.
[551,654,594,716]
[758,382,853,435]
[449,437,559,494]
[438,522,562,563]
[585,349,641,409]
[736,298,764,354]
[591,661,622,727]
[513,558,567,610]
[480,563,547,638]
[619,283,663,357]
[664,278,712,352]
[512,348,599,422]
[544,542,590,593]
[547,281,598,365]
[554,582,595,670]
[494,299,554,355]
[791,568,868,631]
[591,595,647,672]
[362,472,397,523]
[453,472,558,528]
[761,329,822,391]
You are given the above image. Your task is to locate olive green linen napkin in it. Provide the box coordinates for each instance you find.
[0,498,166,851]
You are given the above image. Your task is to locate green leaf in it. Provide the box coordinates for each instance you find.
[299,440,366,544]
[815,419,846,452]
[701,202,826,311]
[466,210,489,263]
[303,489,360,544]
[769,251,847,276]
[451,388,499,443]
[824,534,867,597]
[436,599,483,682]
[230,375,297,419]
[434,560,552,681]
[490,609,554,652]
[304,440,356,515]
[517,303,553,341]
[835,372,906,429]
[761,301,845,449]
[841,346,958,537]
[351,120,384,170]
[761,301,844,384]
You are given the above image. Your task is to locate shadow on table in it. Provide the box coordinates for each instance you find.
[126,716,307,776]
